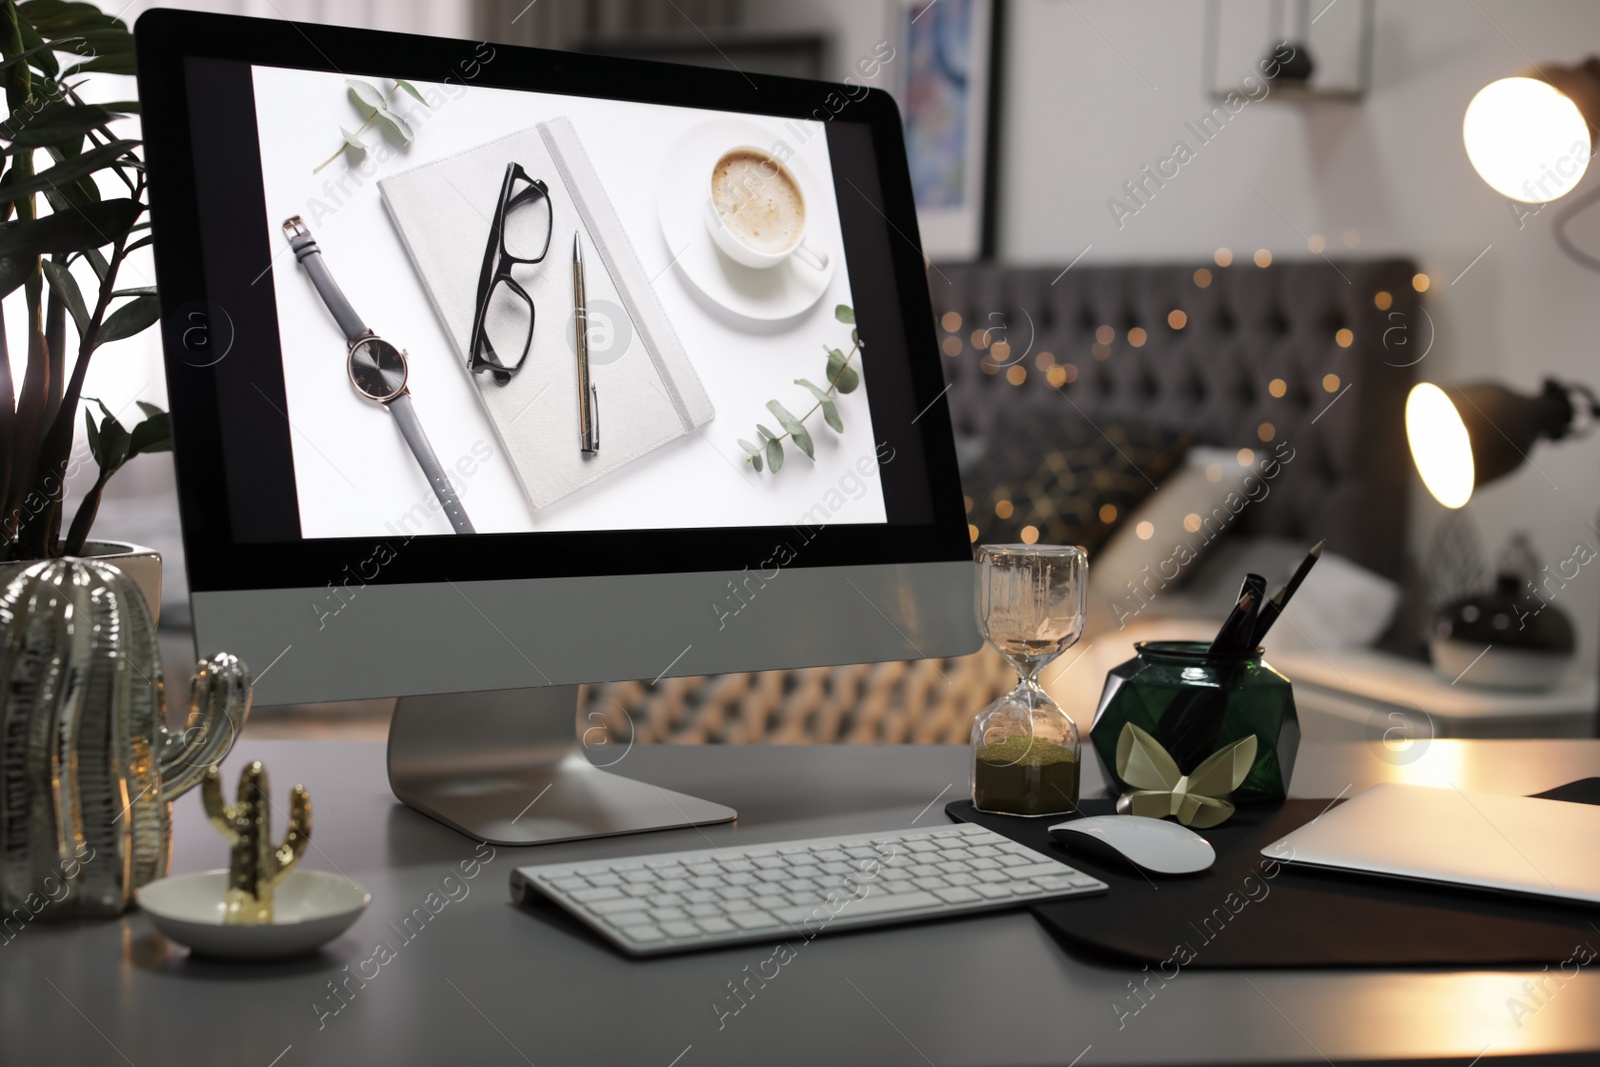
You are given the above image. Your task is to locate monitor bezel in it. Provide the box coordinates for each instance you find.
[135,8,971,595]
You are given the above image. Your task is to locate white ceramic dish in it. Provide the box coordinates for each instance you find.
[656,118,836,326]
[138,869,370,960]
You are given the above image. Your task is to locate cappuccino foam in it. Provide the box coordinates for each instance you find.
[711,150,804,254]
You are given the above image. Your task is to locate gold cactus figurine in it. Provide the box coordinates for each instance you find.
[201,762,312,924]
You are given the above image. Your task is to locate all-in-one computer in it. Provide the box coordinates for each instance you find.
[137,10,980,850]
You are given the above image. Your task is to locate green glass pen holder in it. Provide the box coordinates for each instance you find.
[1089,641,1299,804]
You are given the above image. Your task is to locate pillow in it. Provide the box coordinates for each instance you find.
[1086,446,1262,635]
[961,410,1193,553]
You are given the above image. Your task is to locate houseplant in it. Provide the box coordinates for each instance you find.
[0,0,170,576]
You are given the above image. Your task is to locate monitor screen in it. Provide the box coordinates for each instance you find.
[143,18,968,595]
[252,63,888,538]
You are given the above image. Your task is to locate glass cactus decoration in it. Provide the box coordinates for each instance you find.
[0,559,252,918]
[203,761,312,924]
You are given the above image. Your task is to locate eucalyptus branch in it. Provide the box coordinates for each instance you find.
[738,305,861,475]
[764,337,859,448]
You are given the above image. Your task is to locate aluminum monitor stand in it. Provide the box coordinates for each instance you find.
[387,686,735,845]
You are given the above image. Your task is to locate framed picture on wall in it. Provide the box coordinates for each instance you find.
[893,0,1003,262]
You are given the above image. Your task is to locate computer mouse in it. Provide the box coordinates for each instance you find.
[1048,815,1215,875]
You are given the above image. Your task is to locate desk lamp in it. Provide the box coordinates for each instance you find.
[1401,58,1600,724]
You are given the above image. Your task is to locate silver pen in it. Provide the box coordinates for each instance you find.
[573,231,599,455]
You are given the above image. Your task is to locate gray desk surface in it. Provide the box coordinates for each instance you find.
[6,739,1600,1067]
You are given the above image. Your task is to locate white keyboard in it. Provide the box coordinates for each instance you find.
[511,822,1108,955]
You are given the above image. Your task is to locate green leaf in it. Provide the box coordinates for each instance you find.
[372,109,413,146]
[84,397,129,469]
[109,285,154,297]
[83,406,98,459]
[737,437,763,472]
[835,364,860,394]
[93,100,138,115]
[128,410,171,455]
[0,138,137,198]
[766,437,784,472]
[835,304,854,324]
[757,423,777,441]
[396,79,427,106]
[122,234,151,255]
[61,49,136,78]
[796,379,844,433]
[20,1,129,36]
[97,292,158,344]
[339,126,367,162]
[134,400,162,418]
[852,327,859,345]
[7,103,122,146]
[766,399,813,460]
[0,196,141,257]
[825,346,846,377]
[346,78,385,118]
[0,39,77,76]
[42,258,87,336]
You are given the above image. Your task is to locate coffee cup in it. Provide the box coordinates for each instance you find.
[704,146,829,272]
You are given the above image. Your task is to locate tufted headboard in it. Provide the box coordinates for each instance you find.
[929,258,1422,581]
[582,257,1425,745]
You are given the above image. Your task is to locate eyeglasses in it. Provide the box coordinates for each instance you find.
[468,162,554,384]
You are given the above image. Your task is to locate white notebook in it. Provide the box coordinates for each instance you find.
[380,120,714,512]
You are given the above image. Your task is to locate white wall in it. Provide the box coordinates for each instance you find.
[996,0,1600,668]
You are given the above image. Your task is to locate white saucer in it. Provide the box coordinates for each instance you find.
[138,869,370,960]
[656,118,837,328]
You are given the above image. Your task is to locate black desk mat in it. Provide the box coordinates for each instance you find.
[946,779,1600,968]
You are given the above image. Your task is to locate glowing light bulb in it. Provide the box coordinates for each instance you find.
[1463,76,1590,203]
[1406,383,1475,508]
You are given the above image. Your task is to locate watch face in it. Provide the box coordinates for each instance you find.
[349,336,407,401]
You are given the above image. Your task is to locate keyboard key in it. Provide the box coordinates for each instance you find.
[913,877,949,891]
[696,917,736,934]
[623,870,655,884]
[1010,862,1072,881]
[612,910,655,926]
[905,840,940,853]
[933,887,981,904]
[756,870,789,884]
[1009,881,1039,895]
[658,879,691,893]
[754,857,786,870]
[623,884,655,897]
[652,893,684,907]
[724,897,759,911]
[717,886,751,900]
[1068,874,1103,888]
[938,862,970,876]
[587,874,622,887]
[730,911,778,930]
[908,865,941,878]
[687,863,720,876]
[626,925,665,942]
[1033,875,1078,891]
[975,884,1011,900]
[685,890,718,904]
[661,921,701,938]
[976,869,1011,884]
[590,898,649,915]
[649,907,688,922]
[690,876,722,890]
[686,903,722,918]
[550,877,586,891]
[753,895,789,911]
[945,873,978,887]
[571,887,622,903]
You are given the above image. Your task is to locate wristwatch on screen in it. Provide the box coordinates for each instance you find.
[282,216,475,535]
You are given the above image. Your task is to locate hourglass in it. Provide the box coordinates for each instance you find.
[970,543,1087,817]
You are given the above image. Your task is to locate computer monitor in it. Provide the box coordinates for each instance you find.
[136,10,978,845]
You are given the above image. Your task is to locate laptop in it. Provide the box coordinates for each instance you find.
[1264,783,1600,905]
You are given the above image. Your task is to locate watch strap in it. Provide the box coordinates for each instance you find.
[388,393,476,535]
[284,218,369,343]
